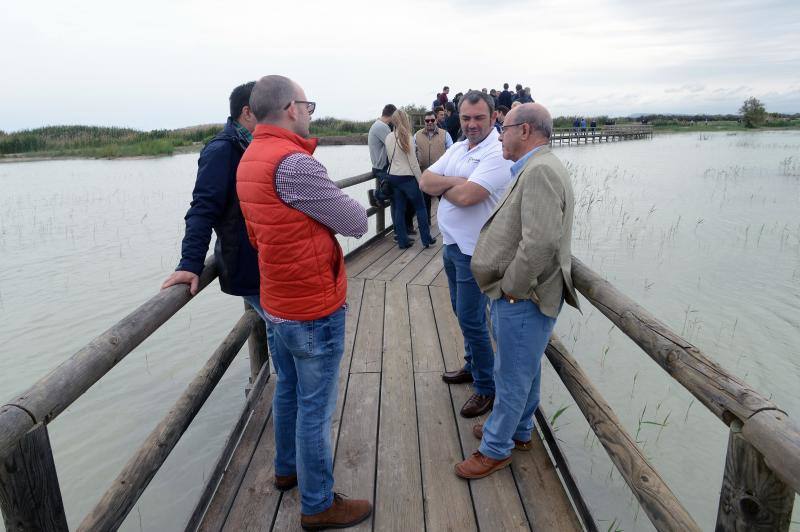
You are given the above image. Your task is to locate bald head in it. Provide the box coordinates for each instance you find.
[506,103,552,140]
[250,75,299,123]
[500,103,553,161]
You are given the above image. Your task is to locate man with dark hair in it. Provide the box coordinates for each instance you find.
[238,75,371,529]
[498,83,513,108]
[434,106,446,129]
[162,81,268,320]
[495,105,510,133]
[456,103,578,479]
[415,111,453,223]
[420,90,513,419]
[514,83,524,102]
[444,101,461,143]
[368,104,415,235]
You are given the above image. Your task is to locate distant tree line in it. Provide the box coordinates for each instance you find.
[0,125,222,156]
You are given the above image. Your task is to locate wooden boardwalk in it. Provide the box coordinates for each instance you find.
[193,220,584,531]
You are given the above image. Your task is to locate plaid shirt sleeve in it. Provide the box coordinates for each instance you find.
[275,153,368,237]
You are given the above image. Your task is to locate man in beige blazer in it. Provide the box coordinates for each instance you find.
[455,103,580,479]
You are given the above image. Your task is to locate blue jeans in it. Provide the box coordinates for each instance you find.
[442,244,494,396]
[268,307,346,514]
[479,298,558,460]
[387,174,434,247]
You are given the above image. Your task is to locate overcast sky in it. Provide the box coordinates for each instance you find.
[1,0,798,131]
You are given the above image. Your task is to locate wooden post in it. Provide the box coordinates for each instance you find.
[244,301,269,391]
[716,420,794,531]
[376,200,386,233]
[0,423,68,532]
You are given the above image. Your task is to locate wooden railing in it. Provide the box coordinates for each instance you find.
[1,169,798,531]
[0,172,384,531]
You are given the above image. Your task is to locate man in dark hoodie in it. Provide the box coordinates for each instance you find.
[161,81,266,319]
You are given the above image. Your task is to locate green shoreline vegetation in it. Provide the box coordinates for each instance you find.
[2,112,798,160]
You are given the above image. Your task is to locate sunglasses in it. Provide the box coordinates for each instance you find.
[424,118,436,123]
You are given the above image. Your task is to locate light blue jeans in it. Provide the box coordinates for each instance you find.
[443,244,495,396]
[268,307,346,515]
[479,298,558,460]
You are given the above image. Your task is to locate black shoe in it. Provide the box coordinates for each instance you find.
[423,236,437,248]
[407,227,417,235]
[442,368,473,384]
[393,236,415,244]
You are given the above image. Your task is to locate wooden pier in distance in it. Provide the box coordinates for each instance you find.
[549,125,653,145]
[1,170,798,532]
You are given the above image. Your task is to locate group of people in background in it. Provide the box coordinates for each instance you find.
[429,83,535,143]
[163,77,578,530]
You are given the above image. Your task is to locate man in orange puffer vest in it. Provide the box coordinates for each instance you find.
[237,75,370,530]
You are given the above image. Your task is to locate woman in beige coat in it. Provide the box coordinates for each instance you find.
[385,110,436,249]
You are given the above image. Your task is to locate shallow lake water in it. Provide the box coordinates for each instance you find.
[0,132,798,530]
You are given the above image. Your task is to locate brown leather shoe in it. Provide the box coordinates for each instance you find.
[472,423,532,451]
[454,451,512,479]
[460,393,494,418]
[274,473,297,491]
[301,493,372,530]
[441,368,473,384]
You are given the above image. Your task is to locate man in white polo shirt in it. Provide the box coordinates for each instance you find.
[420,90,514,417]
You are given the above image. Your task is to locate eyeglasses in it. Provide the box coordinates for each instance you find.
[283,100,316,115]
[424,118,436,123]
[500,122,527,134]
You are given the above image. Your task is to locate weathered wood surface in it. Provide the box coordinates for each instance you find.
[374,282,424,531]
[201,226,583,531]
[0,255,219,459]
[571,256,800,494]
[79,311,256,531]
[187,364,273,531]
[545,334,700,532]
[716,420,794,531]
[0,424,68,532]
[190,374,275,531]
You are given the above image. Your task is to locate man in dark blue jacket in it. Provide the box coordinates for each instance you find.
[161,81,265,317]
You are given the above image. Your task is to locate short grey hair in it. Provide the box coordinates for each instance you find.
[458,90,495,115]
[514,104,553,139]
[249,75,298,122]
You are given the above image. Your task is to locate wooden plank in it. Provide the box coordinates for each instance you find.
[448,384,530,531]
[374,283,424,531]
[414,372,477,532]
[0,424,68,532]
[345,237,397,279]
[355,244,408,280]
[195,378,277,532]
[407,284,445,373]
[431,266,449,287]
[374,241,427,281]
[350,280,385,374]
[219,414,279,532]
[429,285,465,373]
[716,420,794,531]
[512,431,583,532]
[331,372,380,531]
[409,246,444,286]
[391,242,441,285]
[270,487,301,531]
[192,374,275,532]
[332,278,365,444]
